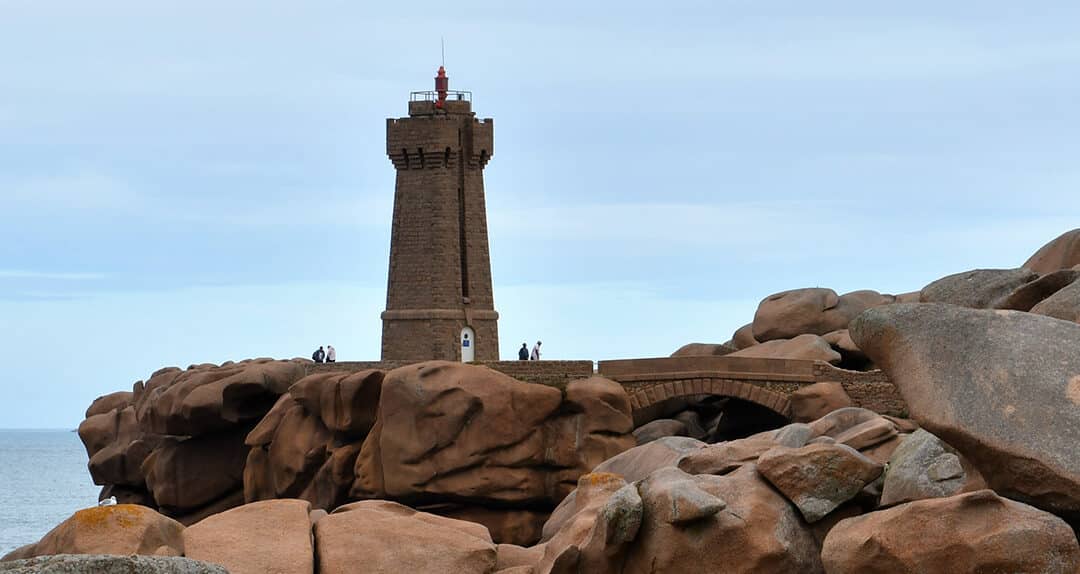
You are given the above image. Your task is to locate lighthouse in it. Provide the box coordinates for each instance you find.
[380,67,500,362]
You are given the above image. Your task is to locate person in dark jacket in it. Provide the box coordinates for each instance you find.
[312,346,326,363]
[518,342,529,361]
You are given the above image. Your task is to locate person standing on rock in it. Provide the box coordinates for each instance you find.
[518,343,529,361]
[312,346,325,363]
[530,341,542,361]
[326,345,336,363]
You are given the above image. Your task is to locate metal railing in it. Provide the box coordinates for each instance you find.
[410,90,472,102]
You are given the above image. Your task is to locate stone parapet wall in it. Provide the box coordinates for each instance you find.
[599,356,817,380]
[481,360,595,388]
[306,360,594,388]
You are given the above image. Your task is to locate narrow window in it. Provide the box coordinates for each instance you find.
[458,186,469,298]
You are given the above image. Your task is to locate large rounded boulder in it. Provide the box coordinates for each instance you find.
[728,334,842,363]
[352,362,633,508]
[77,359,312,522]
[1031,277,1080,323]
[622,465,824,573]
[850,303,1080,522]
[1023,228,1080,274]
[315,500,496,574]
[752,288,892,342]
[3,505,185,560]
[918,268,1039,309]
[182,499,314,574]
[0,555,227,572]
[822,490,1080,573]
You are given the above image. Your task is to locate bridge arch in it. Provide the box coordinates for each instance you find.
[625,378,793,426]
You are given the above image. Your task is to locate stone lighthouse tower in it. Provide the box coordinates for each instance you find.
[380,67,499,361]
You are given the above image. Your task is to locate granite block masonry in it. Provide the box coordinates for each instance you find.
[381,68,499,361]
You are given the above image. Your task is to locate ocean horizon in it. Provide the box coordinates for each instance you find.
[0,429,101,556]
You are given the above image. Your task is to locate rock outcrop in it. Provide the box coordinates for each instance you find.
[243,370,383,511]
[352,363,634,509]
[144,427,251,519]
[787,382,853,423]
[757,443,883,522]
[137,360,306,437]
[670,342,735,357]
[918,267,1039,309]
[731,323,758,349]
[631,419,687,444]
[52,226,1080,574]
[752,288,892,342]
[1031,276,1080,323]
[675,288,905,367]
[679,408,902,481]
[315,500,497,574]
[623,464,823,573]
[1024,228,1080,274]
[728,333,842,363]
[536,472,642,574]
[183,499,314,574]
[2,505,185,560]
[851,303,1080,521]
[822,490,1080,573]
[536,465,825,574]
[879,428,980,506]
[997,268,1080,311]
[78,359,310,522]
[77,360,636,548]
[0,555,228,573]
[45,345,1078,574]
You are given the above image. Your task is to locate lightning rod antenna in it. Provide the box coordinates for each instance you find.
[441,37,445,67]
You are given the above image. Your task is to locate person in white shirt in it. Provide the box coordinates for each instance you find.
[326,345,336,363]
[530,341,542,361]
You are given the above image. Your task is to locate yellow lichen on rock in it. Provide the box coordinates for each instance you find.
[72,504,144,530]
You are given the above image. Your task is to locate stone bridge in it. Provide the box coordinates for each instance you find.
[596,356,905,424]
[309,356,907,423]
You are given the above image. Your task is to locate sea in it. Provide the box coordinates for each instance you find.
[0,430,100,556]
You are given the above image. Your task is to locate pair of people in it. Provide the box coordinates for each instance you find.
[518,341,542,361]
[312,345,336,363]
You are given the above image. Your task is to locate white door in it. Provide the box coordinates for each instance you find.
[460,326,475,362]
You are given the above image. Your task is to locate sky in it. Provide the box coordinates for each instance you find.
[2,1,1079,428]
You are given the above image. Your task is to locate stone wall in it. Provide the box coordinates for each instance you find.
[478,360,595,388]
[813,363,908,417]
[306,360,594,388]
